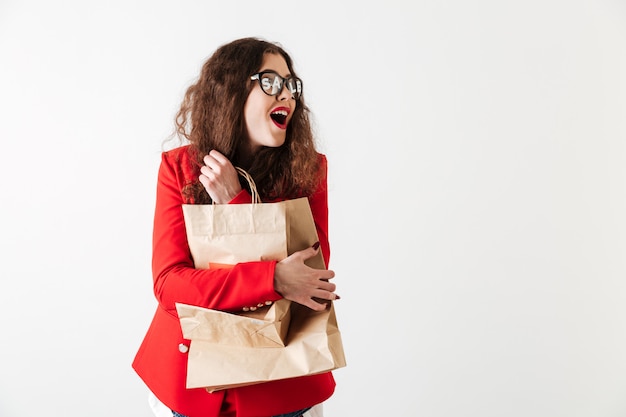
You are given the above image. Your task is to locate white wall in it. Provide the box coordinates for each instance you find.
[1,1,625,416]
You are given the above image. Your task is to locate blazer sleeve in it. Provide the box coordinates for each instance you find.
[151,152,282,313]
[308,154,331,268]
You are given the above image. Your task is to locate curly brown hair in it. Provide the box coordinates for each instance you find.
[174,37,321,203]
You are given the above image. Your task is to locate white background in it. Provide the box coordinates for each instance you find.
[1,1,625,416]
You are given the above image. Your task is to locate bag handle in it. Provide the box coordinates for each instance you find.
[208,167,260,204]
[235,167,261,204]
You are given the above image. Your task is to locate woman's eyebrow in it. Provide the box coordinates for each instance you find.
[259,68,292,77]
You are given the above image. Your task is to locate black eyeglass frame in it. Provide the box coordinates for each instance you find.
[250,71,303,100]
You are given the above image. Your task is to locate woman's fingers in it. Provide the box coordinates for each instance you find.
[199,151,241,203]
[274,245,339,310]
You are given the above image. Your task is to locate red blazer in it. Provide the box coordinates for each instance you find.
[132,145,335,417]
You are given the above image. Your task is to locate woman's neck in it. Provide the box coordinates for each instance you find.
[236,142,259,170]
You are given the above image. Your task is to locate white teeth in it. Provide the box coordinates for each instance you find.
[271,110,288,116]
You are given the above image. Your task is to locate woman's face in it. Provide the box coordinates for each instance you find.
[243,53,297,153]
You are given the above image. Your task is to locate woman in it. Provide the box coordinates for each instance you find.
[132,37,339,417]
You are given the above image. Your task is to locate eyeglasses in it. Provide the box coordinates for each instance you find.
[250,71,303,100]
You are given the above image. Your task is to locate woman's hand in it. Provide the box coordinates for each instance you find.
[274,243,339,311]
[199,150,242,203]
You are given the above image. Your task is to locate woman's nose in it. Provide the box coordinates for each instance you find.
[277,83,293,101]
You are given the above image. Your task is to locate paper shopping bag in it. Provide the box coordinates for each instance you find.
[178,167,345,391]
[181,168,324,270]
[177,300,346,391]
[176,298,292,348]
[182,201,288,270]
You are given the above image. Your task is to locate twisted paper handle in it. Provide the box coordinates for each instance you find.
[235,167,261,203]
[208,167,260,204]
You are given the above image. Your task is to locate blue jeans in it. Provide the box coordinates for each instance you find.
[172,407,311,417]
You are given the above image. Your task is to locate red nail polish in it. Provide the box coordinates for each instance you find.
[312,241,320,250]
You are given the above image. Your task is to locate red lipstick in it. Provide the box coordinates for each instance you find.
[270,106,291,130]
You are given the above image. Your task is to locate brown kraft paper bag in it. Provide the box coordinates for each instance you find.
[178,168,346,391]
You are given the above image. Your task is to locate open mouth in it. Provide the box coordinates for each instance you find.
[270,108,289,129]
